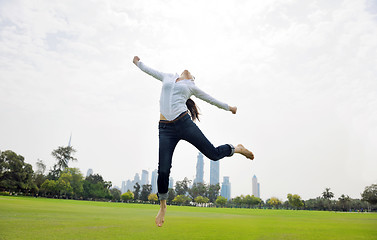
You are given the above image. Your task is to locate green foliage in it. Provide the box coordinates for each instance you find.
[167,188,176,205]
[175,177,191,196]
[287,193,304,209]
[148,193,158,202]
[140,184,152,201]
[267,197,282,209]
[110,188,121,201]
[121,190,134,202]
[173,195,191,206]
[322,188,334,200]
[82,174,112,200]
[51,146,77,172]
[133,182,140,200]
[194,196,209,204]
[215,196,227,206]
[361,184,377,205]
[0,150,37,193]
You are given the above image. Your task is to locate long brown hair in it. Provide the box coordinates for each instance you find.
[186,98,200,121]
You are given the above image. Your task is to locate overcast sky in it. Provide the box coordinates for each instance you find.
[1,0,376,201]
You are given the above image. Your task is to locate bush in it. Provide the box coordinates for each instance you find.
[0,191,10,196]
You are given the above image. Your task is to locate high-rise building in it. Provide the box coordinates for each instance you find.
[86,169,93,177]
[220,176,231,201]
[141,170,149,186]
[132,173,140,189]
[121,181,126,194]
[151,169,158,193]
[169,177,174,189]
[126,180,132,192]
[210,160,220,185]
[252,175,260,198]
[194,152,204,184]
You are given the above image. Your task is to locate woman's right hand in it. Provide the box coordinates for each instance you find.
[133,56,140,65]
[230,106,237,114]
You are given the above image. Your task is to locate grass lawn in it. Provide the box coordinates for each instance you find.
[0,196,376,240]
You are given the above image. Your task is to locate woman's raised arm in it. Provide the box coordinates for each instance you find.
[133,56,169,81]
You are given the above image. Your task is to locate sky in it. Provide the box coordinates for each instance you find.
[1,0,376,201]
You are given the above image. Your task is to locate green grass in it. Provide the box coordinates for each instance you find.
[0,196,376,240]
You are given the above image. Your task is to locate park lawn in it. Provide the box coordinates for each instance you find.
[0,196,376,240]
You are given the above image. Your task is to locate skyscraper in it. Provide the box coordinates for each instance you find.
[194,152,204,184]
[121,181,126,194]
[151,169,158,193]
[132,173,140,189]
[141,170,149,186]
[220,176,231,201]
[252,175,260,198]
[125,180,132,192]
[210,160,220,185]
[86,169,93,177]
[169,177,174,189]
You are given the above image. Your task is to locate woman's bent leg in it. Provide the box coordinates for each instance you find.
[180,120,233,161]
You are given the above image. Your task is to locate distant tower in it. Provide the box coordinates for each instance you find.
[141,170,149,186]
[86,169,93,177]
[194,152,204,184]
[121,181,126,194]
[151,169,158,193]
[169,177,174,189]
[132,173,140,189]
[220,176,231,201]
[126,180,132,192]
[252,175,260,198]
[210,160,220,185]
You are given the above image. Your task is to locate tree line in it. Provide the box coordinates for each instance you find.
[1,148,376,211]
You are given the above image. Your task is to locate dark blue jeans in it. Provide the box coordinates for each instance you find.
[157,112,234,200]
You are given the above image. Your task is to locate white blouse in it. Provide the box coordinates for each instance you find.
[137,61,230,121]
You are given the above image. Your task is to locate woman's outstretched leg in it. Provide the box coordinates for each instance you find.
[234,144,254,160]
[156,200,167,227]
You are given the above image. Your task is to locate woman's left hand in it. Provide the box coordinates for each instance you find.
[230,106,237,114]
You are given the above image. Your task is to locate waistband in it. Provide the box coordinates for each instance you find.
[159,111,189,123]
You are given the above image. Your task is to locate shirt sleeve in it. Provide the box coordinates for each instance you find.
[191,83,230,111]
[137,61,171,81]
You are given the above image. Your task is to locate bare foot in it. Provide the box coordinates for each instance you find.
[155,206,166,227]
[235,144,254,160]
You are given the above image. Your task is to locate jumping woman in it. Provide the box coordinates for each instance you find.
[133,56,254,227]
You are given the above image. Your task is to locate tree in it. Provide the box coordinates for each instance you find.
[133,182,141,200]
[148,193,158,203]
[338,194,351,211]
[49,146,77,179]
[189,182,207,200]
[110,188,121,201]
[194,196,209,205]
[140,184,152,201]
[40,179,57,197]
[121,190,134,202]
[322,188,334,200]
[173,195,191,206]
[82,174,112,200]
[35,159,46,175]
[361,184,377,205]
[167,188,176,205]
[207,184,220,203]
[56,178,73,197]
[175,177,191,196]
[287,193,304,209]
[0,150,37,193]
[59,168,84,198]
[216,196,227,207]
[267,197,282,209]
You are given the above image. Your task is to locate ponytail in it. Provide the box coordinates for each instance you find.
[186,98,200,121]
